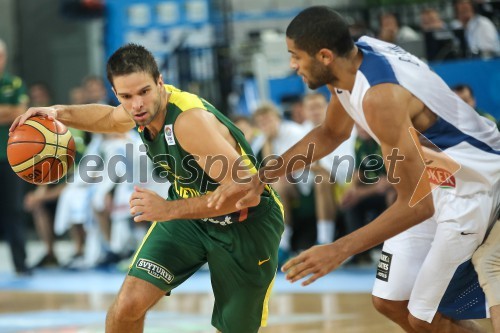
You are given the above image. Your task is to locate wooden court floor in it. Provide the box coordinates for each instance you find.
[0,291,493,332]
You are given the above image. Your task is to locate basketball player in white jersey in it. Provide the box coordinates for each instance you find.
[208,6,500,332]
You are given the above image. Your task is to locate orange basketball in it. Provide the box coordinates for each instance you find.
[7,116,76,184]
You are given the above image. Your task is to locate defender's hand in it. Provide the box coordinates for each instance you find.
[281,243,347,286]
[207,174,264,210]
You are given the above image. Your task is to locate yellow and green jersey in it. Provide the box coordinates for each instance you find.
[138,85,280,219]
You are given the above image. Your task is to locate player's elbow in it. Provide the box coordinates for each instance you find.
[415,195,435,221]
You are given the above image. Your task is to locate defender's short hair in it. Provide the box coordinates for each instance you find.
[286,6,354,57]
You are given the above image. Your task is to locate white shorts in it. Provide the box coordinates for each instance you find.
[372,186,499,323]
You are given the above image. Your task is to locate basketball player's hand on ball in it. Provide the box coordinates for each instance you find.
[282,243,348,286]
[10,106,58,132]
[130,186,169,222]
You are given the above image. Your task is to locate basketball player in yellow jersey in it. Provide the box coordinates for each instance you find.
[11,44,284,333]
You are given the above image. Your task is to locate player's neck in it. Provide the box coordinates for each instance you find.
[332,46,362,92]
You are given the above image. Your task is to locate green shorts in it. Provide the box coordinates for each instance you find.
[128,196,284,333]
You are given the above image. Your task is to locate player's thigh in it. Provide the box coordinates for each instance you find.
[208,203,283,332]
[409,191,494,323]
[372,218,436,301]
[128,220,207,293]
[473,220,500,307]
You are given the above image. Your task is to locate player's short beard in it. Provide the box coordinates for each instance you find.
[307,60,335,90]
[137,87,162,126]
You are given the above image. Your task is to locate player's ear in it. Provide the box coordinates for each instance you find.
[158,74,164,87]
[318,49,334,65]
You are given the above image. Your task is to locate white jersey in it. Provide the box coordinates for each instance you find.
[336,36,500,196]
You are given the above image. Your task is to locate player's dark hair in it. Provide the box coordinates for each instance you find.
[286,6,354,57]
[451,84,474,97]
[106,43,160,86]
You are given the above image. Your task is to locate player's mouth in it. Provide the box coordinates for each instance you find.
[134,112,148,121]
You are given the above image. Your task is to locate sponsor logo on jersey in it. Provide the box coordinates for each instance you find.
[376,251,392,282]
[164,124,175,146]
[258,257,271,266]
[201,215,233,226]
[136,258,174,284]
[426,167,456,188]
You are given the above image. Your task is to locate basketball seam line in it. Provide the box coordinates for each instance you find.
[7,141,76,153]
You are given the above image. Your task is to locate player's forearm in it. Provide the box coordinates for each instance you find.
[260,125,347,182]
[336,195,434,257]
[54,104,122,133]
[167,193,244,220]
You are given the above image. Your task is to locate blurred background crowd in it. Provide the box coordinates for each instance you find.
[0,0,499,276]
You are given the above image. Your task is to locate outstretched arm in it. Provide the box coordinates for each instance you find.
[283,84,435,285]
[129,108,260,222]
[10,104,136,134]
[208,91,354,209]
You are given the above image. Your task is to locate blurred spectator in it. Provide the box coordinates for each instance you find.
[349,20,374,41]
[28,82,52,107]
[52,78,108,269]
[0,38,30,275]
[24,184,65,268]
[253,102,308,264]
[82,75,108,104]
[25,81,66,269]
[378,12,420,44]
[69,86,86,105]
[452,84,499,128]
[233,115,271,166]
[420,8,448,32]
[341,124,394,266]
[452,0,500,58]
[302,93,356,245]
[283,96,306,125]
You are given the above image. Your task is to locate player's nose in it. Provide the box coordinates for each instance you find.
[289,58,298,70]
[132,97,143,110]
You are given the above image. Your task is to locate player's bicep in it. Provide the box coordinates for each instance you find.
[175,110,249,185]
[363,85,431,205]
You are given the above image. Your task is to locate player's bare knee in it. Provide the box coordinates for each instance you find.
[408,313,433,333]
[110,293,148,321]
[372,296,403,316]
[472,247,485,267]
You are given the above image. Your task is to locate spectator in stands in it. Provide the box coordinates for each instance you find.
[253,103,308,265]
[0,39,30,275]
[378,12,420,45]
[420,8,448,32]
[54,77,110,269]
[233,115,271,166]
[28,82,52,107]
[452,0,500,58]
[25,81,66,269]
[341,124,394,266]
[349,20,374,41]
[302,93,356,245]
[452,84,499,128]
[288,97,306,125]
